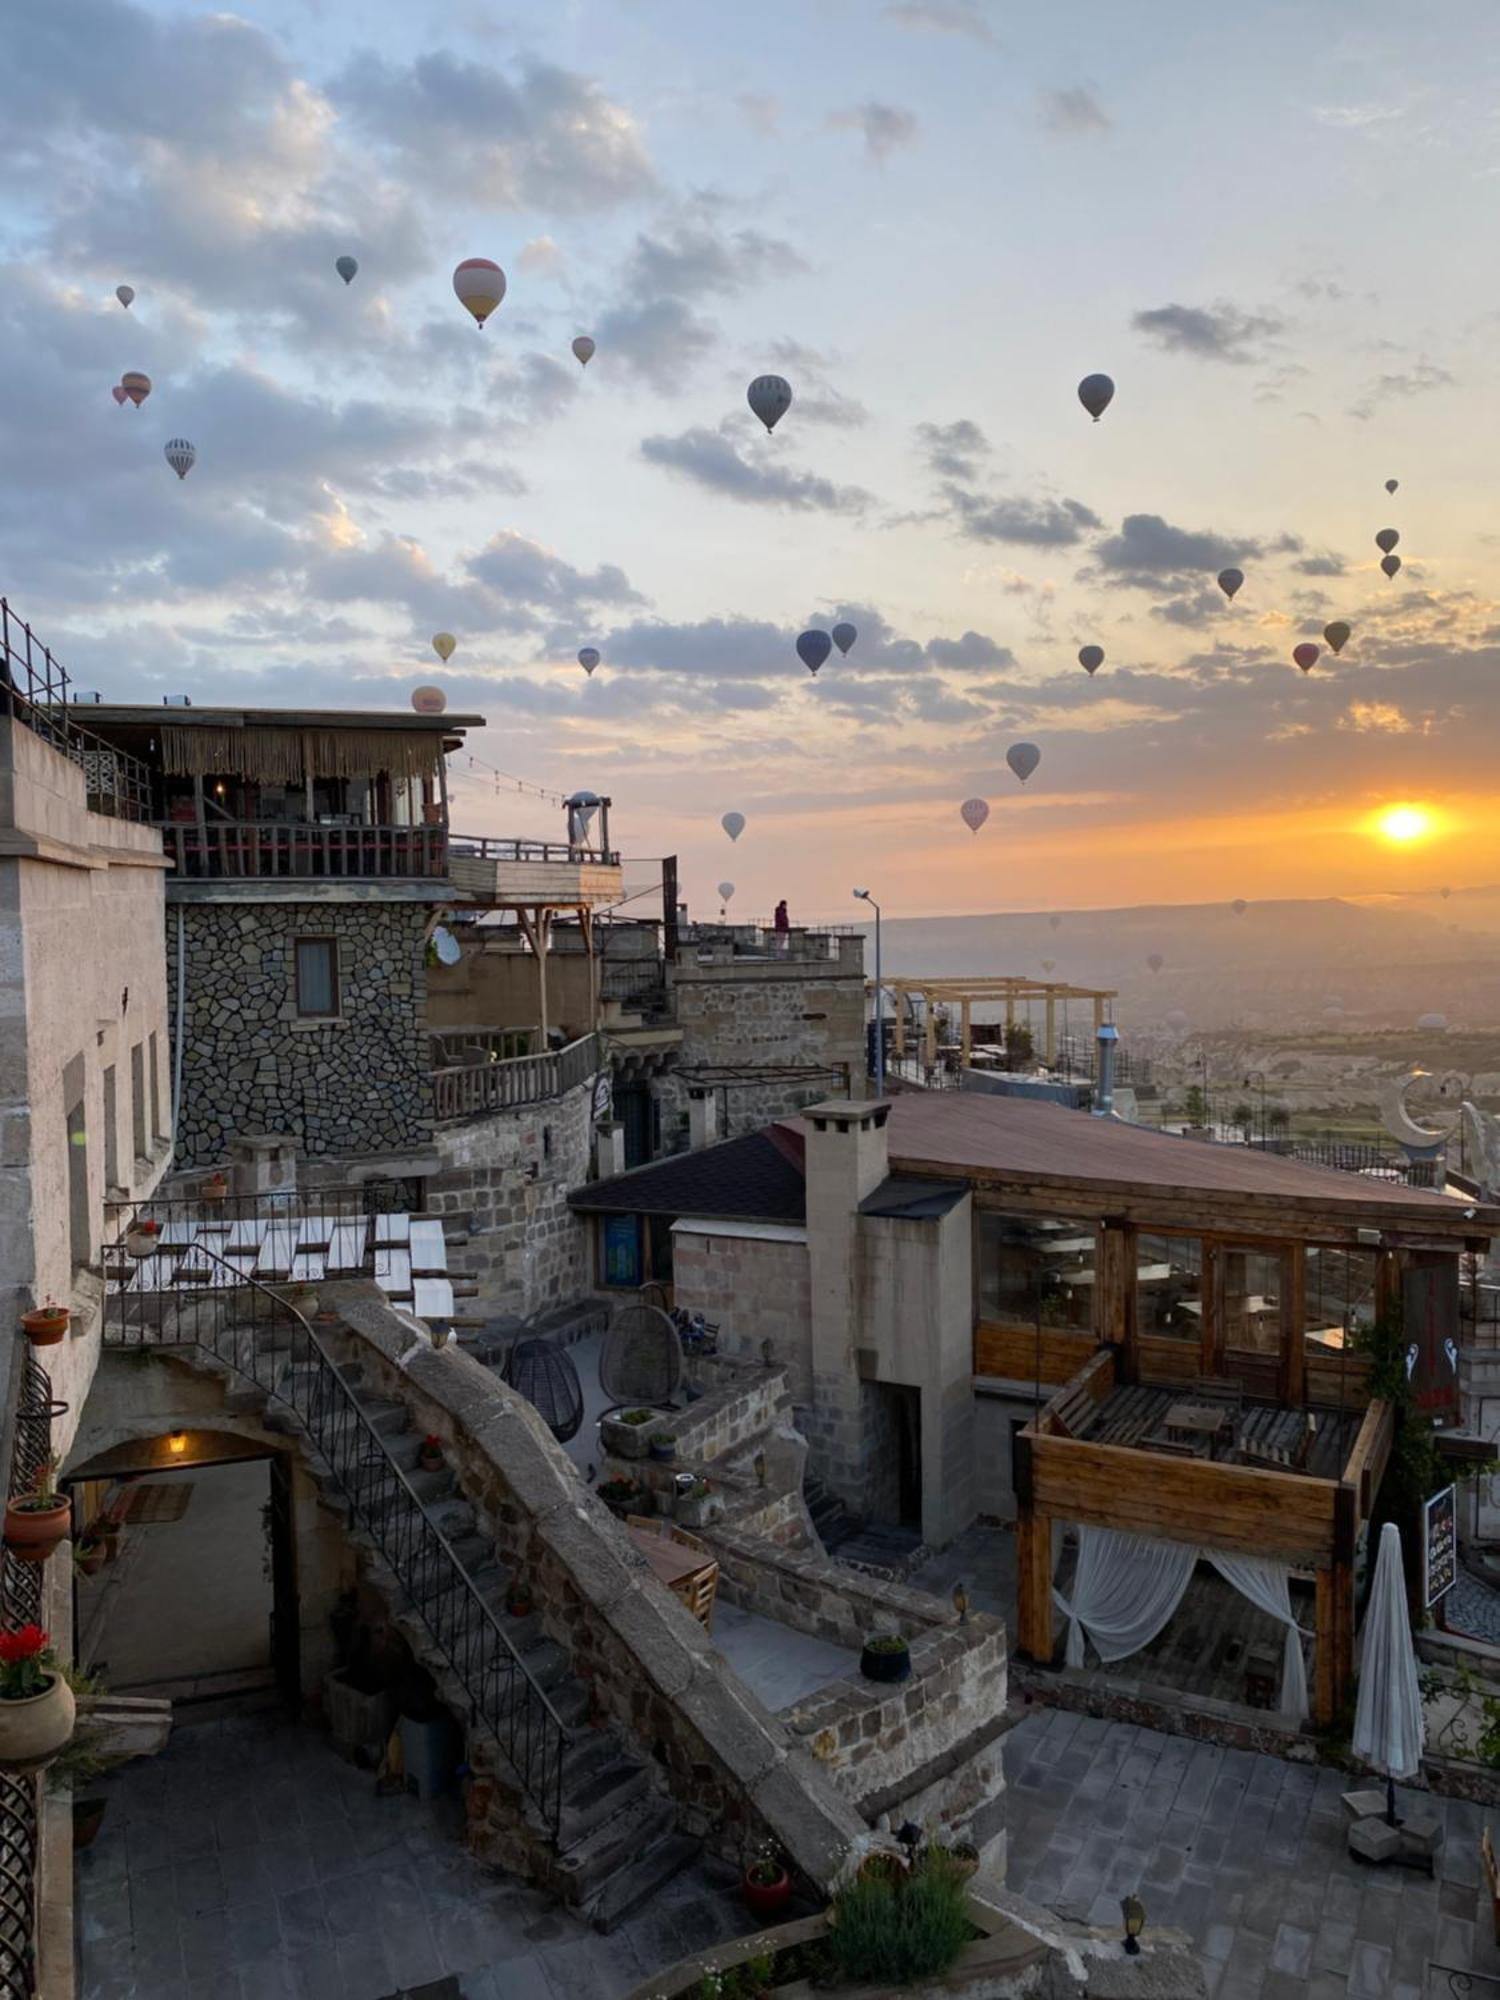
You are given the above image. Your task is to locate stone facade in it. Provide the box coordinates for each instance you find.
[172,899,431,1166]
[671,1222,812,1405]
[428,1066,596,1317]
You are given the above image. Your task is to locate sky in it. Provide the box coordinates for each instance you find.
[9,0,1500,921]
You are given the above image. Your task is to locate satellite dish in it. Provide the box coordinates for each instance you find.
[431,926,461,967]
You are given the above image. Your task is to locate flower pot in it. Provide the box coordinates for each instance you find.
[73,1798,108,1850]
[100,1524,122,1565]
[859,1638,912,1684]
[124,1230,159,1259]
[600,1413,656,1461]
[418,1449,444,1474]
[20,1308,68,1347]
[201,1177,228,1202]
[742,1866,792,1921]
[0,1674,75,1773]
[505,1593,533,1619]
[75,1543,106,1579]
[649,1438,677,1464]
[4,1500,71,1564]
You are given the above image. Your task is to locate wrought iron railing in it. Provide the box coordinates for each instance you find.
[432,1032,601,1125]
[100,1246,569,1833]
[0,598,151,823]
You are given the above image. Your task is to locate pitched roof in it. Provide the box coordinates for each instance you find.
[568,1122,807,1224]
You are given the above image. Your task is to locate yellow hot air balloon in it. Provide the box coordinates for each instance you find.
[452,259,506,328]
[431,633,456,663]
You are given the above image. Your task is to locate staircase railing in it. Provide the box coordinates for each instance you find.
[101,1251,569,1833]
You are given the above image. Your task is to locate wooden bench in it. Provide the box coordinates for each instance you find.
[1483,1825,1500,1943]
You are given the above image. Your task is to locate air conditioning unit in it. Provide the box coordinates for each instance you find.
[162,695,192,708]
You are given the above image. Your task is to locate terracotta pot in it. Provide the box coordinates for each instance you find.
[20,1309,68,1347]
[0,1674,75,1773]
[75,1543,106,1578]
[742,1866,792,1921]
[4,1500,72,1563]
[418,1448,444,1474]
[201,1178,228,1202]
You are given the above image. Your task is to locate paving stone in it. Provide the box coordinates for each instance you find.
[1346,1942,1393,1999]
[1269,1925,1314,1980]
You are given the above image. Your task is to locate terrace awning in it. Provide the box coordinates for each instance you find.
[161,724,443,785]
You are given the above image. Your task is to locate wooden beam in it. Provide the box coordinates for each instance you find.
[960,997,971,1066]
[1015,1502,1053,1662]
[1095,1221,1137,1378]
[957,1182,1485,1246]
[1280,1243,1307,1407]
[1341,1397,1395,1522]
[1044,992,1056,1065]
[1315,1559,1355,1726]
[1201,1238,1223,1375]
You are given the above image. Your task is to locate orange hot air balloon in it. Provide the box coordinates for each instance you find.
[453,259,506,328]
[121,371,151,408]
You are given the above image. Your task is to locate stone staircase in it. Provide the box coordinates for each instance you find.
[803,1474,927,1581]
[201,1320,699,1930]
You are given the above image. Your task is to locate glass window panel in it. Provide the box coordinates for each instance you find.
[295,938,337,1016]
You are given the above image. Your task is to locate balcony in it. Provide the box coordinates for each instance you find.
[431,1030,601,1124]
[446,834,623,911]
[158,819,448,881]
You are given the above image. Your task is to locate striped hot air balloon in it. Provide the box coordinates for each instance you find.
[453,258,506,327]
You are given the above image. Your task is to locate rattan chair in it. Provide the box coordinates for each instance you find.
[503,1337,585,1444]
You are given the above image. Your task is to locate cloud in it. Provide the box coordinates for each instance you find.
[765,339,869,430]
[1294,553,1347,578]
[1092,513,1294,588]
[735,93,779,135]
[623,218,805,300]
[1040,87,1110,135]
[883,0,996,41]
[926,631,1016,671]
[828,102,919,164]
[1131,302,1284,364]
[1150,591,1223,629]
[517,236,566,277]
[466,532,643,614]
[1348,359,1456,422]
[592,297,720,393]
[916,419,989,480]
[944,488,1101,548]
[640,427,873,513]
[332,50,654,211]
[1339,700,1415,734]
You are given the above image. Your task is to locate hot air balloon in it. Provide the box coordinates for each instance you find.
[1042,958,1056,974]
[1375,528,1400,554]
[1147,953,1164,974]
[721,811,745,842]
[431,633,456,663]
[1077,373,1114,422]
[1385,478,1399,494]
[960,798,990,834]
[1323,620,1351,655]
[572,336,595,367]
[1292,642,1320,674]
[1231,898,1248,916]
[115,285,134,310]
[1078,645,1104,676]
[111,385,127,406]
[121,372,151,408]
[717,881,735,906]
[796,630,832,676]
[831,622,857,656]
[453,258,506,328]
[747,375,792,432]
[1417,1012,1448,1032]
[578,647,600,676]
[335,256,358,285]
[1441,886,1452,900]
[164,439,195,480]
[1006,742,1040,785]
[411,686,447,715]
[1381,554,1402,579]
[1217,567,1244,601]
[1166,1008,1189,1030]
[1049,914,1062,931]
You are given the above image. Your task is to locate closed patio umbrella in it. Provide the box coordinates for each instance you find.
[1352,1521,1425,1826]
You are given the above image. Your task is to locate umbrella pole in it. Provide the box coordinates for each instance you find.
[1386,1774,1399,1828]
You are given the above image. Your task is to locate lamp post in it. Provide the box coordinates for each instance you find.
[853,889,883,1096]
[1244,1069,1268,1146]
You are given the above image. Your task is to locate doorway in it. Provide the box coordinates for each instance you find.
[892,1385,923,1528]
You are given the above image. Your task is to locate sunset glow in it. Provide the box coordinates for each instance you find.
[1372,805,1436,848]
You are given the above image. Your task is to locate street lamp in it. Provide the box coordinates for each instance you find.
[853,889,883,1097]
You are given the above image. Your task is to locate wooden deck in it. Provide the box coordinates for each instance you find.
[1081,1382,1358,1479]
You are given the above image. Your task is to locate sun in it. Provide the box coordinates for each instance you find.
[1371,803,1435,846]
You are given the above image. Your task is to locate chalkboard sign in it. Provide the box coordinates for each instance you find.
[1423,1483,1457,1608]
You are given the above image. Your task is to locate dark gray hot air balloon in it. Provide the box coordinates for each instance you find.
[1006,742,1040,784]
[1078,645,1104,675]
[1381,554,1402,579]
[960,798,989,834]
[115,284,134,309]
[1217,567,1244,600]
[1323,620,1351,655]
[1147,953,1164,973]
[796,630,832,675]
[1077,373,1114,422]
[721,811,745,842]
[1385,479,1398,494]
[572,336,596,367]
[1375,528,1400,554]
[1231,898,1248,916]
[748,375,793,432]
[335,256,358,284]
[577,647,600,676]
[831,622,857,656]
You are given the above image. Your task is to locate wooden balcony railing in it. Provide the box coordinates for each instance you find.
[431,1031,600,1124]
[159,821,448,880]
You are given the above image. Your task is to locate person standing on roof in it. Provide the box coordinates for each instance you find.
[773,899,790,955]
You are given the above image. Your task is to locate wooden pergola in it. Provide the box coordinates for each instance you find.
[874,976,1117,1068]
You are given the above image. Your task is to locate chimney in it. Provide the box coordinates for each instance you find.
[687,1089,720,1152]
[1092,1023,1119,1119]
[595,1121,626,1178]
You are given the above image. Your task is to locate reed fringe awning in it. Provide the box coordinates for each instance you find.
[161,725,442,785]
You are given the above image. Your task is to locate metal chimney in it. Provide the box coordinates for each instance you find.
[1092,1022,1119,1118]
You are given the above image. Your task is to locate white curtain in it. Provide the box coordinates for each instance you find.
[1054,1525,1310,1719]
[1211,1552,1309,1722]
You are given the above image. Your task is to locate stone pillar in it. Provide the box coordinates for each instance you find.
[595,1121,625,1179]
[687,1089,719,1152]
[804,1099,891,1516]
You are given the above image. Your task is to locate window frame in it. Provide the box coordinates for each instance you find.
[294,936,341,1019]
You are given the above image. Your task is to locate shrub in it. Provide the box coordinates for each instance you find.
[863,1633,908,1655]
[828,1848,972,1985]
[621,1409,655,1426]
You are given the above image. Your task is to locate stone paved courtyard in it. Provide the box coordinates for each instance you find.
[75,1713,750,1999]
[1003,1706,1500,2000]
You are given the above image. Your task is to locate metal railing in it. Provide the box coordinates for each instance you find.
[157,821,448,880]
[101,1245,569,1833]
[0,598,151,824]
[432,1032,601,1124]
[449,835,619,866]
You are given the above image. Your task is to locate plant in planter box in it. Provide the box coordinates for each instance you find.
[200,1171,229,1202]
[859,1631,912,1684]
[417,1435,445,1473]
[741,1839,792,1920]
[649,1432,678,1464]
[73,1534,106,1579]
[0,1626,76,1773]
[828,1843,973,1987]
[596,1478,638,1518]
[20,1299,69,1347]
[674,1476,721,1528]
[600,1408,658,1461]
[4,1457,71,1564]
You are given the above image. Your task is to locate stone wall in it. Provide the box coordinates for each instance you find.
[172,899,432,1166]
[671,1223,813,1408]
[428,1066,596,1317]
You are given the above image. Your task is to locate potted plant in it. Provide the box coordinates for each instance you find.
[674,1476,722,1529]
[504,1578,533,1618]
[417,1435,445,1474]
[597,1477,638,1519]
[124,1218,161,1258]
[0,1626,75,1772]
[742,1841,792,1921]
[650,1432,678,1464]
[859,1632,912,1684]
[74,1534,106,1580]
[200,1170,229,1202]
[600,1408,659,1461]
[20,1300,69,1347]
[4,1458,71,1565]
[430,1323,452,1350]
[98,1520,123,1565]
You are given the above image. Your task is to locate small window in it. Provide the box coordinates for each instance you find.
[130,1041,146,1159]
[295,938,340,1017]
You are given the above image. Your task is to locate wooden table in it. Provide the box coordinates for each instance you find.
[627,1525,719,1627]
[1163,1401,1234,1447]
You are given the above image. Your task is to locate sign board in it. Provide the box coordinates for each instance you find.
[592,1073,612,1124]
[1423,1483,1457,1608]
[1404,1252,1461,1427]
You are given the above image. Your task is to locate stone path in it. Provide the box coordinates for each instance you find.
[75,1713,751,1999]
[1446,1571,1500,1648]
[1003,1707,1500,2000]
